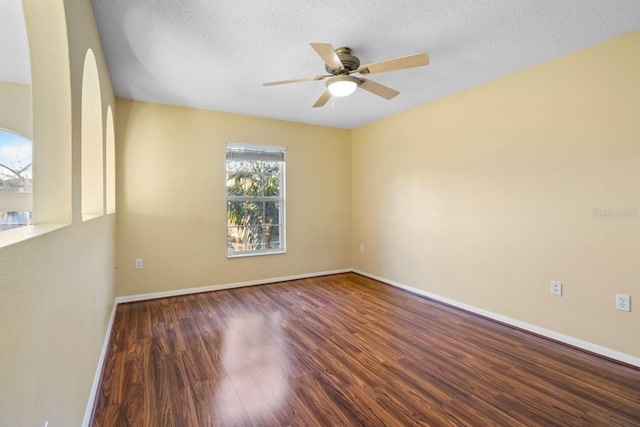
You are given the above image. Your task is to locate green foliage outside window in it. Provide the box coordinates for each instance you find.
[226,160,282,253]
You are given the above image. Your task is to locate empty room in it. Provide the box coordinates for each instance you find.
[1,0,639,426]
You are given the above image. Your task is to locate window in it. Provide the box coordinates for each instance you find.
[0,130,32,231]
[226,143,285,257]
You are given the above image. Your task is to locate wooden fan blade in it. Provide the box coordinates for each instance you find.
[263,75,329,86]
[358,53,429,75]
[359,78,400,100]
[312,88,332,108]
[310,43,344,70]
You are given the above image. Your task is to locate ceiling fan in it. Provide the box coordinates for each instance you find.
[263,43,430,108]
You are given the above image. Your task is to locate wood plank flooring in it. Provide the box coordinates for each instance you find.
[91,273,640,426]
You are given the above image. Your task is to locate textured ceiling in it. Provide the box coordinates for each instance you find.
[7,1,640,129]
[0,0,31,85]
[90,0,640,129]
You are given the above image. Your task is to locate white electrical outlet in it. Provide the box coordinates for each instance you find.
[616,294,631,312]
[550,281,563,296]
[359,244,364,253]
[135,258,143,269]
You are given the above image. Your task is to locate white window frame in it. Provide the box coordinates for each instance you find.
[226,142,286,258]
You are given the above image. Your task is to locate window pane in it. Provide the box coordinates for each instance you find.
[263,168,280,197]
[262,162,280,197]
[0,132,32,193]
[227,201,246,226]
[246,225,265,251]
[1,132,32,232]
[245,200,263,225]
[245,164,262,197]
[264,201,279,225]
[0,211,32,231]
[226,170,247,196]
[263,225,280,249]
[227,226,245,252]
[227,225,265,253]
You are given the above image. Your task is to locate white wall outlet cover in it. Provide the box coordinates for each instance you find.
[616,294,631,312]
[550,281,563,296]
[135,258,143,269]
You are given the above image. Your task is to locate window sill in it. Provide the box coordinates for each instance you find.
[0,223,69,249]
[82,213,103,222]
[227,250,286,259]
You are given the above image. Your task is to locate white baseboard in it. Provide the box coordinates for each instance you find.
[115,268,352,304]
[352,269,640,368]
[82,300,118,427]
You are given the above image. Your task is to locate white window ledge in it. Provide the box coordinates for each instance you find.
[0,223,69,249]
[82,213,104,222]
[227,249,286,259]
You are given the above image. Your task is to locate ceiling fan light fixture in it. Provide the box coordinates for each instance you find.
[327,75,360,97]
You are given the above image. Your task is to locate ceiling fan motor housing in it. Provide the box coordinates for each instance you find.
[325,47,360,74]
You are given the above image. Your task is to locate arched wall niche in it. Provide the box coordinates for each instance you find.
[81,48,104,220]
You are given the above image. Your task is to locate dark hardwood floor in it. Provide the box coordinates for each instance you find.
[92,273,640,426]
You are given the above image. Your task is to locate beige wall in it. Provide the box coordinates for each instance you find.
[115,99,351,296]
[352,30,640,358]
[0,0,116,426]
[0,82,31,139]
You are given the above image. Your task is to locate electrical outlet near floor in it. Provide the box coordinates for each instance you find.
[616,294,631,312]
[550,281,563,297]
